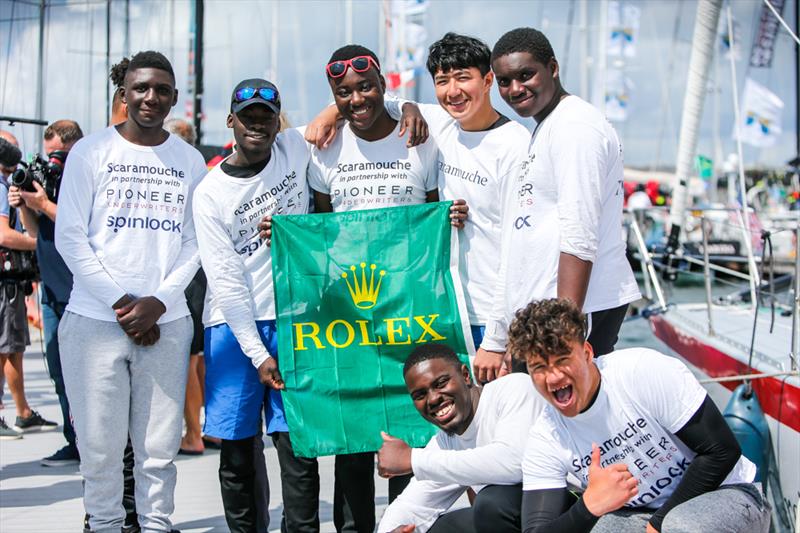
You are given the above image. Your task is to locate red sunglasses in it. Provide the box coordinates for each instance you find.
[326,55,380,78]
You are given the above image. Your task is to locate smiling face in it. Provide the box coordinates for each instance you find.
[329,66,387,134]
[526,340,599,418]
[432,67,493,128]
[227,104,280,162]
[492,51,559,121]
[405,357,476,436]
[121,67,177,130]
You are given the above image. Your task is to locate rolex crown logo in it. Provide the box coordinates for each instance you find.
[342,262,386,310]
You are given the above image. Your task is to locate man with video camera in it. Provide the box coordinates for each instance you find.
[7,120,81,464]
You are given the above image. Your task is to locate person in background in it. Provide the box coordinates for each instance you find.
[8,120,82,465]
[0,131,57,440]
[110,57,130,126]
[164,117,212,456]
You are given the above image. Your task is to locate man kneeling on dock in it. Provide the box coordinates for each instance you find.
[376,344,545,532]
[510,298,770,533]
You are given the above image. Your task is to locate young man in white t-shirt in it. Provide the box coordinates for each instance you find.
[507,298,769,533]
[193,78,310,533]
[376,344,545,533]
[55,51,207,533]
[308,45,440,212]
[478,28,641,374]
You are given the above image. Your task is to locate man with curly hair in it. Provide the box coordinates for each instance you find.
[507,298,769,533]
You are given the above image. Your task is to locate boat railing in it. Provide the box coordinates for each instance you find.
[792,224,799,372]
[625,206,799,372]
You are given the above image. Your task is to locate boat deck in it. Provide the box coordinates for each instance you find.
[660,302,797,374]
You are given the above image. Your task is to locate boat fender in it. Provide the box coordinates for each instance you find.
[722,383,771,482]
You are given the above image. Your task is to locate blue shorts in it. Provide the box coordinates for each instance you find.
[471,325,485,348]
[203,320,289,440]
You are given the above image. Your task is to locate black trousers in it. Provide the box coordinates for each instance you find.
[122,440,137,527]
[428,484,522,533]
[587,303,629,356]
[388,474,413,503]
[219,435,270,533]
[272,431,375,533]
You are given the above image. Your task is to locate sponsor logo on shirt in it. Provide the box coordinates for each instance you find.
[235,171,304,227]
[515,181,535,214]
[102,160,190,233]
[106,215,182,234]
[336,160,412,173]
[517,152,535,182]
[570,416,687,508]
[437,161,488,186]
[106,162,186,179]
[514,216,532,229]
[332,184,417,204]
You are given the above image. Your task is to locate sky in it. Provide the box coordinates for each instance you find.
[0,0,797,171]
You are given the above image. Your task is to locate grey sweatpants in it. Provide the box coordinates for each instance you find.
[60,312,192,533]
[591,483,770,533]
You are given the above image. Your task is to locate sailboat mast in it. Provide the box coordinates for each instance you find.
[193,0,204,145]
[124,0,130,56]
[726,6,759,304]
[106,0,110,125]
[663,0,722,280]
[35,0,45,154]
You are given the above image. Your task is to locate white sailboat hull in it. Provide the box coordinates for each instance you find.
[651,303,799,530]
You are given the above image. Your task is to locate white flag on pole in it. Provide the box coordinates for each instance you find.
[734,78,783,147]
[607,1,640,58]
[604,69,633,122]
[718,13,741,61]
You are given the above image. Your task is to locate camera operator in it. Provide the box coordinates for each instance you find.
[1,131,56,440]
[7,121,81,464]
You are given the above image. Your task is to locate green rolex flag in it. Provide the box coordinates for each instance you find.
[271,202,474,458]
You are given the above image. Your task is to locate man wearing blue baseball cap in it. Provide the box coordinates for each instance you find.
[193,77,312,532]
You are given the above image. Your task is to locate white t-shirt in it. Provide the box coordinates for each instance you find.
[522,348,756,510]
[378,373,546,532]
[385,101,531,326]
[482,95,641,351]
[192,128,311,367]
[308,121,438,212]
[55,126,207,323]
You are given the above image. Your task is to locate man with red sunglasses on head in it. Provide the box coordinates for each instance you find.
[310,45,440,213]
[193,78,311,533]
[265,44,443,533]
[307,34,530,385]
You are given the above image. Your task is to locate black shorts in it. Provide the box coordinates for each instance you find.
[0,282,30,353]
